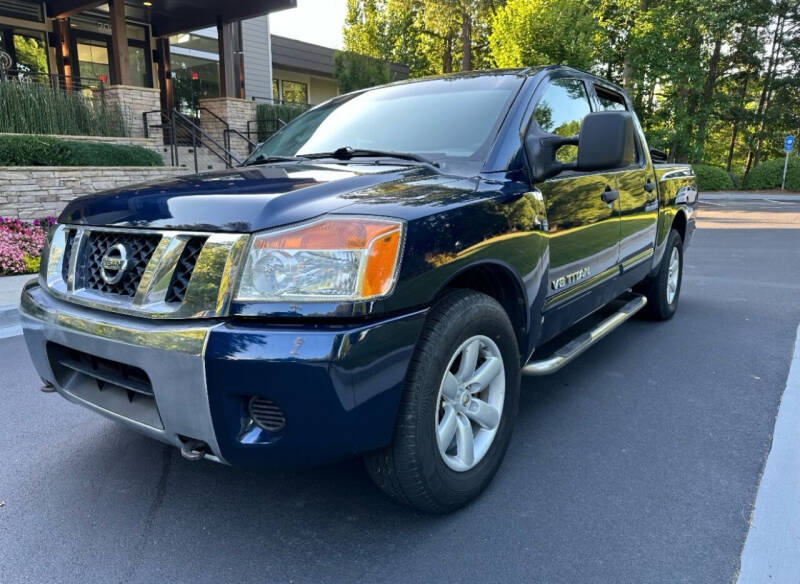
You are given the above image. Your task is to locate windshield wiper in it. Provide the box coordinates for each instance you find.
[244,153,308,166]
[303,147,441,168]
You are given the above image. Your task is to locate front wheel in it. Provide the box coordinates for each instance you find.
[365,290,520,513]
[637,228,684,320]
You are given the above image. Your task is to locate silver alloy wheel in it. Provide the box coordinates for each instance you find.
[666,247,680,305]
[435,335,506,472]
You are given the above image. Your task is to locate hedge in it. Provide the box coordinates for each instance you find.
[0,135,163,167]
[743,157,800,192]
[0,82,128,137]
[692,164,734,191]
[256,103,309,141]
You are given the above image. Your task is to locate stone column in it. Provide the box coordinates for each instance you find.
[103,85,163,139]
[198,97,257,163]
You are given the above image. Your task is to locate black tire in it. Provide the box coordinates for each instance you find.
[636,229,684,320]
[365,289,521,513]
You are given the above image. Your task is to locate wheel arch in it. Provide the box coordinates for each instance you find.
[432,260,531,362]
[671,207,688,243]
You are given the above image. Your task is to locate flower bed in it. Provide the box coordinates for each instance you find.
[0,217,54,276]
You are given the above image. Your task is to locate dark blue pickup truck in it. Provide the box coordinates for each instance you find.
[20,66,696,512]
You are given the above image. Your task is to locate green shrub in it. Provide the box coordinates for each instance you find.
[256,103,309,141]
[0,82,128,137]
[742,157,800,191]
[692,164,734,191]
[23,255,41,274]
[0,135,163,167]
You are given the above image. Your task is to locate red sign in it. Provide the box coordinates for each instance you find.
[191,72,199,81]
[98,74,108,84]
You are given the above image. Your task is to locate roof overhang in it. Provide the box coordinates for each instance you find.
[45,0,297,36]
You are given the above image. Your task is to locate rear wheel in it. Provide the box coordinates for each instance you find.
[637,228,683,320]
[365,290,520,513]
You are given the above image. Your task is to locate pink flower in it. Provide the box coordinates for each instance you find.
[0,217,49,275]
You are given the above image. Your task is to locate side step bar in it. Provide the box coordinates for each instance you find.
[522,294,648,377]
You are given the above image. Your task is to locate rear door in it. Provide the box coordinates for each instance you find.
[530,78,622,307]
[592,83,658,270]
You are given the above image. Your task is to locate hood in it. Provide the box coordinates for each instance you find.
[58,162,464,233]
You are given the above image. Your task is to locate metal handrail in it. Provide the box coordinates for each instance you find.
[141,109,243,172]
[224,127,258,153]
[171,109,244,170]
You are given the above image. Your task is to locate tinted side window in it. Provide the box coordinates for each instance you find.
[533,79,591,163]
[596,86,627,111]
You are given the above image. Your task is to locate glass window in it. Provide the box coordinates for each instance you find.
[12,31,47,75]
[77,37,111,83]
[533,79,592,163]
[1,28,48,77]
[281,80,308,104]
[172,54,220,112]
[596,86,627,111]
[251,75,523,163]
[272,79,279,101]
[128,44,148,87]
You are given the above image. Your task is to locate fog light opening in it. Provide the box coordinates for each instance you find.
[248,396,286,433]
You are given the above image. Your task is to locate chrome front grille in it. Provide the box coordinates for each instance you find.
[83,231,162,296]
[165,236,207,304]
[43,225,250,319]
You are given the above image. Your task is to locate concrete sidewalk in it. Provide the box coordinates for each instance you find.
[0,275,33,338]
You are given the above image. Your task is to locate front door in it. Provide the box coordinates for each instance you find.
[530,78,621,307]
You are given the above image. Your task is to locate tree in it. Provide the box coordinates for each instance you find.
[489,0,599,70]
[333,51,391,93]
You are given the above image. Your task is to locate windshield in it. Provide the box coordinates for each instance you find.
[248,74,523,165]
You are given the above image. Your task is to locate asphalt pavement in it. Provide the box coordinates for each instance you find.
[1,198,799,583]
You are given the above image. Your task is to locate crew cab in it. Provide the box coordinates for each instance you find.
[20,66,697,512]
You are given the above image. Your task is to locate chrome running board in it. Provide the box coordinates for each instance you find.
[522,294,648,377]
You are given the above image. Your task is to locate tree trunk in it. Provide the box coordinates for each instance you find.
[443,32,453,73]
[694,35,723,162]
[746,13,784,175]
[726,74,750,172]
[461,9,472,71]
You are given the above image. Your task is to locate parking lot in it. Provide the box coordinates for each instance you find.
[1,197,799,583]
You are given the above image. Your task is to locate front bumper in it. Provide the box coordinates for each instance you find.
[20,283,426,467]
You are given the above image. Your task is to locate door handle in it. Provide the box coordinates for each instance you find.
[601,187,619,204]
[644,179,656,193]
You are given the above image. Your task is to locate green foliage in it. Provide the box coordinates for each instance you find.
[334,50,391,93]
[692,164,734,191]
[0,82,128,137]
[344,0,799,180]
[742,157,800,192]
[489,0,598,69]
[255,103,309,142]
[23,255,41,275]
[343,0,501,77]
[0,135,163,167]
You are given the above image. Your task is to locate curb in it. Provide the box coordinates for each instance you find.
[737,323,800,582]
[701,193,800,202]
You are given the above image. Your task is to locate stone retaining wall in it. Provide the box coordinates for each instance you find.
[0,166,192,219]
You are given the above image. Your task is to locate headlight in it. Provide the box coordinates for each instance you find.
[235,216,404,302]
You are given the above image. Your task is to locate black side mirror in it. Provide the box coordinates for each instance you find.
[576,111,636,171]
[525,110,636,181]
